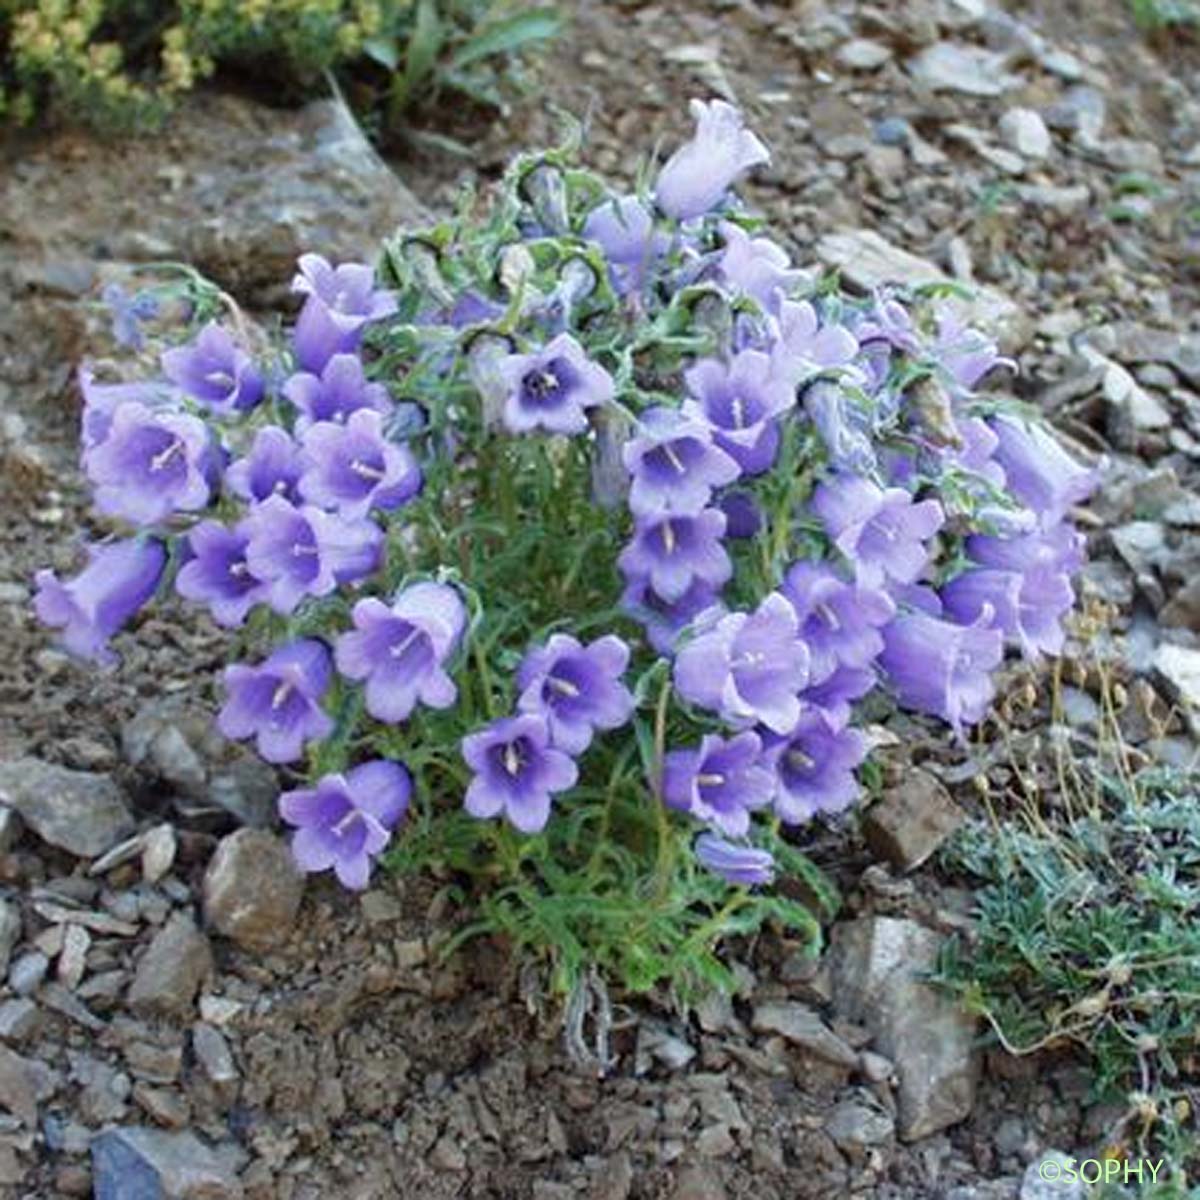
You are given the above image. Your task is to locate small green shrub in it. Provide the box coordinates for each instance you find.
[0,0,561,130]
[1130,0,1200,29]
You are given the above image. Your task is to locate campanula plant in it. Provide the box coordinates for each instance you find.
[35,100,1101,1005]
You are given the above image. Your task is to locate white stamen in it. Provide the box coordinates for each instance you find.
[663,443,686,474]
[787,749,814,771]
[349,459,386,482]
[271,680,293,710]
[333,808,362,837]
[149,439,184,472]
[661,521,676,555]
[292,541,318,557]
[548,676,579,698]
[731,396,746,429]
[390,628,423,658]
[205,370,234,390]
[504,743,522,776]
[817,602,840,632]
[229,562,249,578]
[696,772,725,787]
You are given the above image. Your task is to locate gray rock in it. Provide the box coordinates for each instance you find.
[863,769,964,871]
[202,829,304,952]
[8,952,47,997]
[0,806,22,854]
[999,108,1052,160]
[672,1165,727,1200]
[1020,1150,1085,1199]
[1095,139,1163,174]
[907,42,1019,96]
[829,917,976,1140]
[1044,86,1106,143]
[635,1020,697,1073]
[0,900,20,979]
[750,1001,858,1068]
[1092,323,1200,390]
[191,1024,238,1093]
[91,1127,244,1199]
[1153,644,1200,733]
[0,1000,39,1043]
[825,1094,895,1150]
[836,38,893,71]
[809,95,872,159]
[0,1043,56,1125]
[0,759,133,858]
[127,914,212,1020]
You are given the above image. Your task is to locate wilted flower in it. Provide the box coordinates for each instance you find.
[516,634,634,754]
[298,409,422,520]
[497,333,613,435]
[805,382,877,475]
[279,761,411,889]
[102,283,158,351]
[34,538,165,666]
[224,426,303,504]
[217,638,334,763]
[291,254,397,373]
[243,495,382,614]
[694,833,775,886]
[284,353,394,431]
[583,194,668,294]
[764,711,867,823]
[812,474,944,588]
[941,565,1074,660]
[462,714,579,833]
[989,415,1102,528]
[334,581,466,724]
[175,519,267,627]
[683,349,794,475]
[85,401,215,526]
[716,222,804,311]
[674,592,810,733]
[663,731,774,838]
[617,508,731,604]
[654,99,769,220]
[878,611,1004,736]
[621,576,725,655]
[161,323,263,414]
[623,406,740,516]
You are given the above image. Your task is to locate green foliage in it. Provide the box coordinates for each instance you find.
[1130,0,1200,28]
[0,0,561,131]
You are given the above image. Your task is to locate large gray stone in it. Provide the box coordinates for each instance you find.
[127,914,212,1020]
[202,829,304,952]
[0,759,133,858]
[907,42,1019,96]
[91,1127,244,1199]
[1153,644,1200,734]
[829,917,977,1140]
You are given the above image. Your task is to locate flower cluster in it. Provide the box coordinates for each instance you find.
[35,100,1099,921]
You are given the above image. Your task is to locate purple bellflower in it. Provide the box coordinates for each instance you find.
[966,522,1086,576]
[717,491,763,539]
[85,401,215,526]
[878,611,1004,736]
[663,731,774,838]
[781,561,895,685]
[654,99,769,221]
[583,194,669,295]
[34,537,165,667]
[291,254,397,373]
[217,638,334,764]
[988,415,1101,528]
[175,519,267,628]
[334,581,467,724]
[801,664,876,729]
[516,634,635,755]
[161,323,264,414]
[224,426,303,504]
[622,406,741,516]
[716,222,804,311]
[941,565,1074,660]
[496,333,613,435]
[673,592,810,733]
[617,508,731,604]
[621,576,725,656]
[279,761,410,890]
[284,353,394,431]
[694,834,775,886]
[812,474,944,588]
[102,283,158,351]
[768,299,860,390]
[78,367,176,453]
[683,349,795,475]
[764,711,867,824]
[298,409,422,520]
[243,495,382,614]
[462,714,579,834]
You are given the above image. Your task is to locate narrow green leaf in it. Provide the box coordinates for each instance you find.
[448,7,563,71]
[362,36,400,71]
[403,0,444,97]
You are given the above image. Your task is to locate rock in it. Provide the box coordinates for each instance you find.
[809,96,872,159]
[141,825,177,886]
[127,914,212,1019]
[1091,323,1200,390]
[815,227,1028,352]
[192,1024,238,1095]
[1020,1150,1085,1199]
[829,917,976,1140]
[429,1134,467,1172]
[672,1165,727,1200]
[0,806,22,854]
[132,1084,191,1130]
[750,1002,858,1068]
[907,42,1019,96]
[0,1000,39,1043]
[1044,86,1106,143]
[1095,139,1163,174]
[91,1127,244,1199]
[695,1124,737,1157]
[635,1020,697,1073]
[944,124,1026,176]
[863,769,965,871]
[0,1043,56,1124]
[836,38,893,71]
[202,829,304,952]
[0,759,134,858]
[824,1095,895,1151]
[73,1053,131,1125]
[0,900,20,978]
[57,923,90,989]
[999,108,1051,160]
[8,952,47,997]
[1018,184,1090,215]
[1153,644,1200,733]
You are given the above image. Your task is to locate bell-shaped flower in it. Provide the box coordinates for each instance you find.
[654,99,769,221]
[175,519,268,628]
[716,222,804,311]
[462,714,579,834]
[217,638,334,764]
[966,522,1086,576]
[617,508,731,604]
[781,561,895,685]
[673,592,810,734]
[78,367,176,452]
[805,382,877,475]
[941,565,1074,660]
[291,254,397,373]
[583,194,669,295]
[496,333,613,435]
[933,313,1008,393]
[334,581,466,724]
[694,834,775,886]
[763,711,867,824]
[663,731,774,838]
[298,409,422,520]
[283,353,394,432]
[279,761,410,890]
[878,611,1004,736]
[802,664,875,729]
[516,634,634,755]
[621,576,726,656]
[224,426,303,504]
[85,401,215,526]
[717,491,763,539]
[812,474,944,588]
[34,537,166,667]
[243,495,382,615]
[683,348,794,475]
[989,415,1102,528]
[768,299,860,390]
[623,406,740,516]
[161,323,263,414]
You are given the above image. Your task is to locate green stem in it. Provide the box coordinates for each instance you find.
[651,674,674,904]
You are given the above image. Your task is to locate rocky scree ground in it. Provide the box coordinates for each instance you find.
[0,0,1199,1197]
